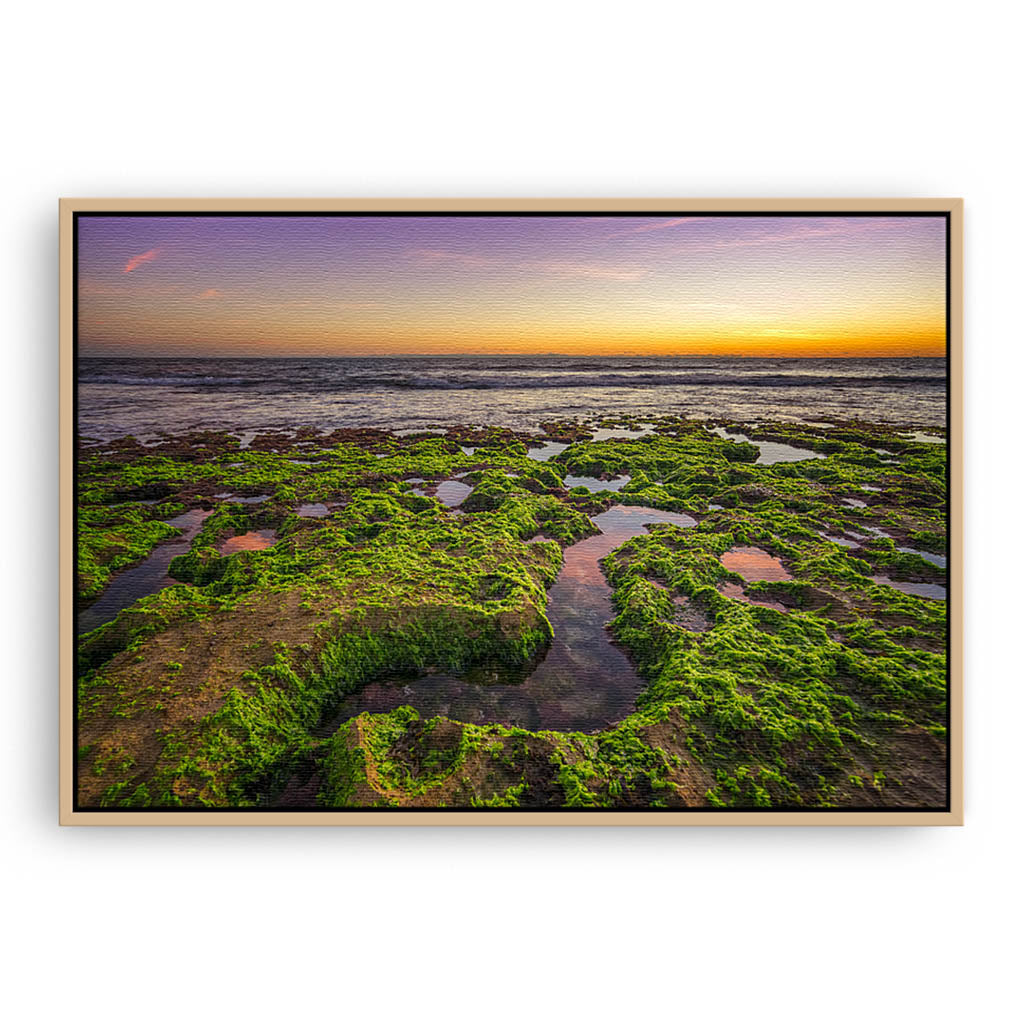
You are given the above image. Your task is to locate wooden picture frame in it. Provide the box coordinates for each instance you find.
[60,198,963,825]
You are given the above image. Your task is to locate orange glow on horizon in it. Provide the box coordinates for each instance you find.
[79,214,948,359]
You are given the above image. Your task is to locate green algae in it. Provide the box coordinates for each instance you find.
[77,506,182,600]
[75,418,948,810]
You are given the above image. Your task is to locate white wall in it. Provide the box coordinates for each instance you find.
[2,2,1018,1021]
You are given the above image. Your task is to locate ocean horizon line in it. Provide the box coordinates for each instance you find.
[79,352,947,361]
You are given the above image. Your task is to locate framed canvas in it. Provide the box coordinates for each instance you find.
[59,198,963,825]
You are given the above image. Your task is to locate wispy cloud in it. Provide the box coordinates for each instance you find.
[669,300,742,313]
[79,277,121,296]
[411,247,648,281]
[410,249,496,269]
[541,261,648,281]
[199,288,222,299]
[704,218,901,252]
[604,217,703,239]
[268,298,385,313]
[124,248,160,273]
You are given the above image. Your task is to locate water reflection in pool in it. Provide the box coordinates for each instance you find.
[870,575,947,601]
[589,424,655,442]
[717,546,791,612]
[434,480,474,507]
[821,533,860,549]
[213,493,270,505]
[77,509,213,635]
[564,474,631,493]
[318,504,697,734]
[721,546,792,582]
[410,480,473,507]
[717,580,787,613]
[709,426,825,465]
[527,440,569,462]
[217,529,278,555]
[897,546,947,569]
[295,503,330,518]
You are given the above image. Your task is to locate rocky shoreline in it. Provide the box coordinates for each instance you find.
[75,415,948,810]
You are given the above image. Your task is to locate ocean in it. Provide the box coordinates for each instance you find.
[77,355,947,441]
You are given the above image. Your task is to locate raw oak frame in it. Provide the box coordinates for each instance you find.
[59,197,964,826]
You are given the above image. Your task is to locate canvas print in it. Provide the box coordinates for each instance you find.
[67,206,955,817]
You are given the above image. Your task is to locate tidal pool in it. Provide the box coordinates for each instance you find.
[717,546,791,611]
[217,529,277,555]
[410,480,474,507]
[821,532,860,549]
[564,473,631,493]
[709,426,825,466]
[717,580,787,613]
[527,440,568,462]
[870,575,947,601]
[295,503,330,518]
[897,546,947,569]
[434,480,474,507]
[856,524,889,538]
[318,504,697,734]
[213,493,270,505]
[721,545,792,582]
[77,509,213,635]
[590,424,655,442]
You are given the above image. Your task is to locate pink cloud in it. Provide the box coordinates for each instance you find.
[410,249,496,268]
[605,217,703,239]
[199,288,222,299]
[705,218,903,252]
[123,248,160,273]
[79,277,121,296]
[541,261,647,281]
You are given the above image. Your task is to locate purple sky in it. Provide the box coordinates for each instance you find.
[77,214,947,357]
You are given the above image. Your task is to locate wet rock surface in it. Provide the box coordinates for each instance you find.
[75,416,948,811]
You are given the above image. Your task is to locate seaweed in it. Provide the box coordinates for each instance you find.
[75,418,948,810]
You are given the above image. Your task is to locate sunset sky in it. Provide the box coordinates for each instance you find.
[77,214,947,358]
